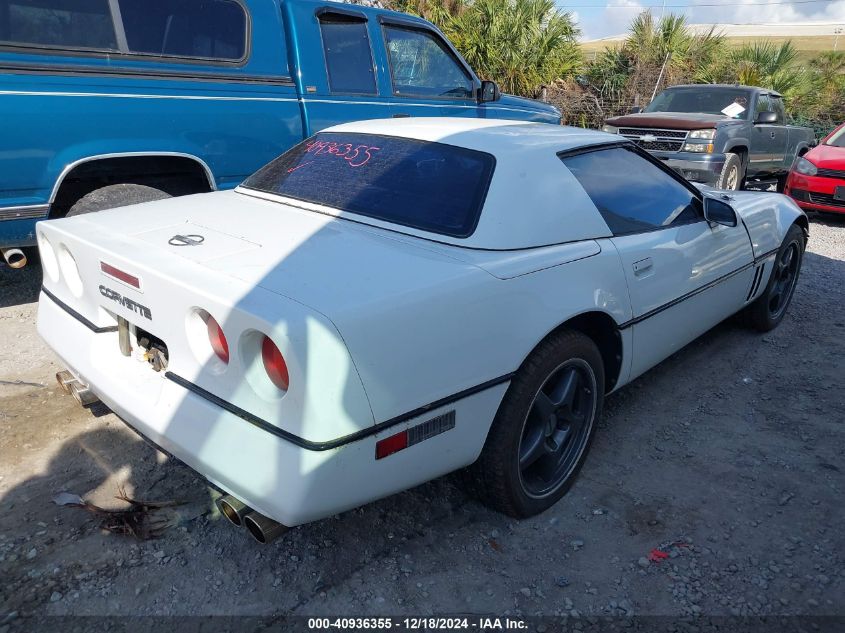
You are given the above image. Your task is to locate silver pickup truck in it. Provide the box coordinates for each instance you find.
[603,84,816,191]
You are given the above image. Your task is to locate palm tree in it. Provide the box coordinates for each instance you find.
[450,0,581,95]
[730,41,803,94]
[586,46,633,101]
[624,12,722,75]
[390,0,467,28]
[392,0,581,97]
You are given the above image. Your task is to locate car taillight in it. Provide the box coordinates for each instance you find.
[261,336,289,391]
[206,315,229,364]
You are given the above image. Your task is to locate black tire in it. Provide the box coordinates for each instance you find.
[66,184,171,217]
[742,224,805,332]
[716,153,745,191]
[468,329,605,518]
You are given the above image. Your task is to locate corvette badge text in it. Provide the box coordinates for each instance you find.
[99,285,152,320]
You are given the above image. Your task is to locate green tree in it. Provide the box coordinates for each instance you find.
[624,12,723,76]
[730,41,804,94]
[579,11,724,119]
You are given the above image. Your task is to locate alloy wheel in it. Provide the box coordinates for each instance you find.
[518,359,598,498]
[768,242,800,319]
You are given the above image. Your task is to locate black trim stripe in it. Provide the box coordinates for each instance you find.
[164,371,513,451]
[0,62,295,86]
[41,286,118,333]
[618,247,779,329]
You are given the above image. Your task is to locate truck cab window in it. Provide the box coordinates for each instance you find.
[0,0,116,50]
[383,25,473,99]
[770,97,786,124]
[755,95,771,118]
[319,14,377,95]
[117,0,247,61]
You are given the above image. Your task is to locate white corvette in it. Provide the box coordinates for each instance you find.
[36,118,807,543]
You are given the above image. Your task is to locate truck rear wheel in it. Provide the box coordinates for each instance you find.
[66,184,171,217]
[717,153,745,191]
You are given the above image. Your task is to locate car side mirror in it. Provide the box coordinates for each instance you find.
[628,106,642,114]
[755,111,777,124]
[703,196,738,227]
[479,80,500,103]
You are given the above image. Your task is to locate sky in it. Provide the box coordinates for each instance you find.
[571,0,845,40]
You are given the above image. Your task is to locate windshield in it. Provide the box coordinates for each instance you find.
[241,133,495,238]
[645,88,753,118]
[825,126,845,147]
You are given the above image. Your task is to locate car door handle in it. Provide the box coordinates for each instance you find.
[632,257,653,275]
[393,113,410,118]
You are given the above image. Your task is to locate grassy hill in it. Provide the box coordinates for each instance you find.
[581,30,841,63]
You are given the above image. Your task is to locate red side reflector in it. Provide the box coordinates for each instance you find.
[100,261,140,289]
[375,430,408,460]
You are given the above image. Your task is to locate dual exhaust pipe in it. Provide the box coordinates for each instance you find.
[217,495,288,544]
[56,370,99,406]
[57,369,283,544]
[2,247,27,269]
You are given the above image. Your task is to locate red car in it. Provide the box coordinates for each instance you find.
[784,122,845,215]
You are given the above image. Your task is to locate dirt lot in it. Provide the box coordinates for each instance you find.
[1,216,844,628]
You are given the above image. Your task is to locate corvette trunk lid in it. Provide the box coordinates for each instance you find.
[48,190,485,320]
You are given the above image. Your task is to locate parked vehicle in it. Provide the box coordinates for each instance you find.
[0,0,559,268]
[37,118,807,541]
[784,122,845,215]
[602,84,815,191]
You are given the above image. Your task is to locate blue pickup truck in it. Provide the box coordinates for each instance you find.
[0,0,559,267]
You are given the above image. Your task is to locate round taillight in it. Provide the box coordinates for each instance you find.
[261,336,289,391]
[206,315,229,364]
[57,244,83,297]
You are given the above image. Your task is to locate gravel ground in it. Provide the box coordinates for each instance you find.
[0,216,843,629]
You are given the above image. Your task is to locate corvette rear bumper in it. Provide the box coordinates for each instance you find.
[37,290,504,527]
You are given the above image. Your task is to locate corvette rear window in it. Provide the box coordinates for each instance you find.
[241,133,496,238]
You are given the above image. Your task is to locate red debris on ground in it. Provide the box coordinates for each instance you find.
[648,549,670,562]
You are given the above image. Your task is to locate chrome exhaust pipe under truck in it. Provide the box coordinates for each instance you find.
[2,248,27,269]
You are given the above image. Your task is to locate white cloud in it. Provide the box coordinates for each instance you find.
[580,0,845,40]
[686,0,845,26]
[580,0,645,40]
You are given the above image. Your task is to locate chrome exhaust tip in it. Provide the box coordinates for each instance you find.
[69,381,99,407]
[217,495,253,527]
[243,511,289,544]
[1,247,27,269]
[56,370,78,395]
